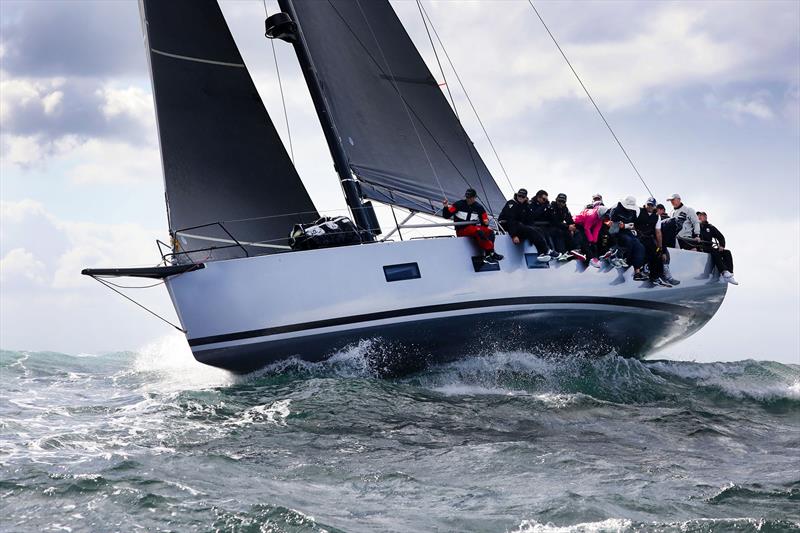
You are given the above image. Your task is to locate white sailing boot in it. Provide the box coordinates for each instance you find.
[722,271,739,285]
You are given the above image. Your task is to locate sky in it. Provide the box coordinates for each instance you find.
[1,0,798,364]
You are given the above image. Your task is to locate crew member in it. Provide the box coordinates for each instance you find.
[443,188,503,263]
[550,193,581,260]
[529,189,557,256]
[698,211,737,285]
[635,197,670,286]
[609,196,647,280]
[499,188,551,262]
[663,193,701,249]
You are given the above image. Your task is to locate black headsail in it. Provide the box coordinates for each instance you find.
[140,0,319,261]
[277,0,507,216]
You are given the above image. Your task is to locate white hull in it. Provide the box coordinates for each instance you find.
[165,235,727,374]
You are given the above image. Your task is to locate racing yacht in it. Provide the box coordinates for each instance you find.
[83,0,727,374]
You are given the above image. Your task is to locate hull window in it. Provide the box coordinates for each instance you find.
[383,263,421,282]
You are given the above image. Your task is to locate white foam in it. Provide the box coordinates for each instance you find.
[230,399,292,427]
[648,360,800,401]
[431,383,523,396]
[512,518,633,533]
[133,333,234,392]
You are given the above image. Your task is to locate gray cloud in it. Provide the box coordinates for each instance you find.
[0,0,146,78]
[2,77,154,146]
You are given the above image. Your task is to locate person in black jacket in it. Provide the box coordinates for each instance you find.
[498,188,551,262]
[549,193,579,260]
[697,211,737,285]
[529,190,557,256]
[443,188,503,263]
[635,197,670,286]
[609,196,647,280]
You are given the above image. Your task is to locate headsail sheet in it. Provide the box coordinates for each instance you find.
[141,0,318,260]
[284,0,506,215]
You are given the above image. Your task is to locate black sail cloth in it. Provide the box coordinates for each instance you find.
[141,0,319,260]
[283,0,506,216]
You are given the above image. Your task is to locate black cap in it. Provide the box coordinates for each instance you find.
[697,211,707,216]
[516,188,528,197]
[465,188,477,198]
[535,189,548,198]
[556,193,567,202]
[656,203,666,210]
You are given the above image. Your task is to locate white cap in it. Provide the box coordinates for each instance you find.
[666,193,681,201]
[621,196,637,210]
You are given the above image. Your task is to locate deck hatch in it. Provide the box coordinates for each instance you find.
[383,262,421,282]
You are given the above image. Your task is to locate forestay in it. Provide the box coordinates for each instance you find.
[141,0,319,260]
[283,0,506,216]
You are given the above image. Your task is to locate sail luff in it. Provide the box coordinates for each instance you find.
[138,0,173,234]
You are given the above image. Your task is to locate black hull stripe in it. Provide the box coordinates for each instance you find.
[188,296,701,348]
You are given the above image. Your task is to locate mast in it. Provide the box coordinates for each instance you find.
[267,1,379,238]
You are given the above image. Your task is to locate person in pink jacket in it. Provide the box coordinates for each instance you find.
[573,204,609,267]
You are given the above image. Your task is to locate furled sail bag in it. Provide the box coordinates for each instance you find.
[289,216,362,251]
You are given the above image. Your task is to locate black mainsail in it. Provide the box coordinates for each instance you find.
[140,0,318,260]
[280,0,507,216]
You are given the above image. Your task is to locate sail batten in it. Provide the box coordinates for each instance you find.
[141,0,318,260]
[285,0,506,215]
[150,48,246,68]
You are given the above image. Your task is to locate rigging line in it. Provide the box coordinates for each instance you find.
[271,38,295,162]
[351,0,447,201]
[93,277,166,289]
[324,1,489,208]
[418,2,516,195]
[263,0,294,162]
[415,0,493,217]
[416,1,457,116]
[526,0,654,198]
[90,276,186,333]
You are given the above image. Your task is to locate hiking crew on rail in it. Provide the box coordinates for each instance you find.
[445,187,738,286]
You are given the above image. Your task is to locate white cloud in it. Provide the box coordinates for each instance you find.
[41,89,63,115]
[0,247,48,287]
[0,199,175,352]
[0,134,45,165]
[0,75,65,123]
[725,98,774,121]
[1,199,164,286]
[98,85,154,125]
[66,138,160,185]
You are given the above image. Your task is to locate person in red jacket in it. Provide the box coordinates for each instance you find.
[443,188,503,263]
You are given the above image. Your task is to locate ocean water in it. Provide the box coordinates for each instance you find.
[1,337,798,533]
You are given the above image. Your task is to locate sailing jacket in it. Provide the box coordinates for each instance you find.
[549,201,574,230]
[669,203,701,239]
[635,208,659,239]
[609,202,638,234]
[573,206,604,243]
[529,200,554,226]
[700,222,726,247]
[498,199,529,236]
[443,199,489,227]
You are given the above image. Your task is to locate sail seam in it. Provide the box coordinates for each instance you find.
[150,48,245,68]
